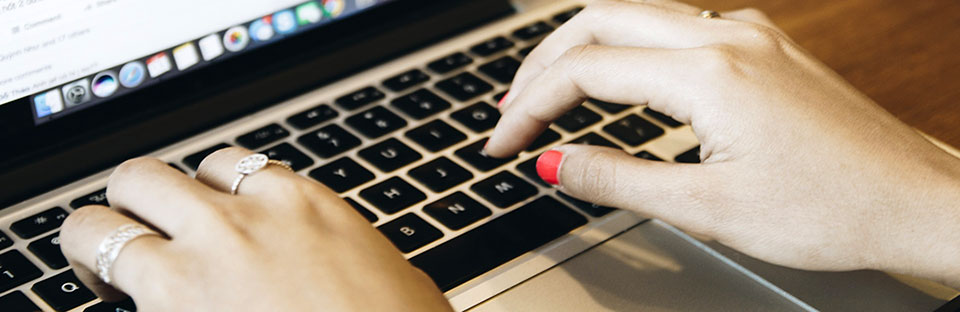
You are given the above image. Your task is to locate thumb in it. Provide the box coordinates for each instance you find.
[537,144,723,229]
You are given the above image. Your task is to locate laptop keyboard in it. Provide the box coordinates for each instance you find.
[0,6,704,311]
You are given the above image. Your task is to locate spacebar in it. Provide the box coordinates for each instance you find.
[410,196,588,292]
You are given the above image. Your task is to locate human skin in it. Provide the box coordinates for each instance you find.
[60,149,454,311]
[486,0,960,289]
[58,0,960,310]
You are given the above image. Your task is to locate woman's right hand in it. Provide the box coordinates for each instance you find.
[485,0,960,287]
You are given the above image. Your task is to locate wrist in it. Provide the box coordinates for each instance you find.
[870,154,960,288]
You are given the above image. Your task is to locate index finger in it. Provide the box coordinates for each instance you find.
[485,45,709,158]
[502,0,730,109]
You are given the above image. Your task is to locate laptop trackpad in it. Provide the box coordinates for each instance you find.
[468,220,808,311]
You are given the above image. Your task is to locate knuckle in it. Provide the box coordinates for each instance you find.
[580,1,616,21]
[735,22,783,46]
[111,157,164,182]
[556,44,596,78]
[108,157,166,199]
[198,146,249,170]
[60,205,109,241]
[741,7,768,19]
[569,149,620,201]
[694,45,744,78]
[267,174,319,200]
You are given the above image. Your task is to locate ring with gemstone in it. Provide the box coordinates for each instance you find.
[230,153,293,195]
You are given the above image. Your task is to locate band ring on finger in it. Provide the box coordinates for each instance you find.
[96,223,162,285]
[230,153,293,195]
[698,10,721,19]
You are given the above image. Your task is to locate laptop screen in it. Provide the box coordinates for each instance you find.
[0,0,392,124]
[0,0,512,207]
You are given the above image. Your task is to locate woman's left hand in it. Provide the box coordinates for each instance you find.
[60,147,453,311]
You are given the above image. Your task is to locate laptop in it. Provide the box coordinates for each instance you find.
[0,0,703,310]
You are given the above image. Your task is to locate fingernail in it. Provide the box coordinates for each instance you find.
[497,92,509,108]
[536,150,563,185]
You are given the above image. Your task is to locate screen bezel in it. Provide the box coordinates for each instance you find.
[0,0,514,208]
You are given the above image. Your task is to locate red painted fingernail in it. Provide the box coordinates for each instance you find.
[497,92,509,108]
[536,150,563,185]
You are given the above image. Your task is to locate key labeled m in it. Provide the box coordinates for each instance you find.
[494,182,513,193]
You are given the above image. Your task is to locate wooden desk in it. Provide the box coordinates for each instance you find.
[693,0,960,149]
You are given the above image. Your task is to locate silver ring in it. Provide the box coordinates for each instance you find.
[96,224,161,285]
[699,10,721,19]
[230,153,293,195]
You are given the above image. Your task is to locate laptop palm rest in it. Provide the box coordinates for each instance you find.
[468,220,809,311]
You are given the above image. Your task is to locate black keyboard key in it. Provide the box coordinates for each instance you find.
[635,151,664,161]
[236,124,289,150]
[358,138,422,173]
[260,143,314,172]
[405,120,467,152]
[346,106,407,139]
[518,45,536,58]
[553,6,583,24]
[436,73,493,102]
[0,291,41,312]
[427,52,473,74]
[603,114,665,146]
[70,188,108,209]
[554,106,602,133]
[470,36,515,56]
[0,230,12,250]
[644,107,684,128]
[298,125,361,158]
[676,146,701,164]
[409,157,474,193]
[383,69,430,92]
[183,143,231,170]
[344,198,378,223]
[556,192,615,217]
[568,132,620,149]
[287,104,338,130]
[11,207,68,239]
[525,128,561,152]
[516,156,549,187]
[391,89,451,119]
[450,102,500,133]
[360,177,427,214]
[335,86,385,110]
[309,158,375,193]
[410,196,587,291]
[377,213,443,253]
[455,139,516,172]
[32,270,96,312]
[84,297,136,312]
[2,291,42,312]
[28,232,66,269]
[471,171,537,208]
[0,251,43,293]
[590,99,631,114]
[513,21,554,40]
[478,56,521,84]
[424,192,492,231]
